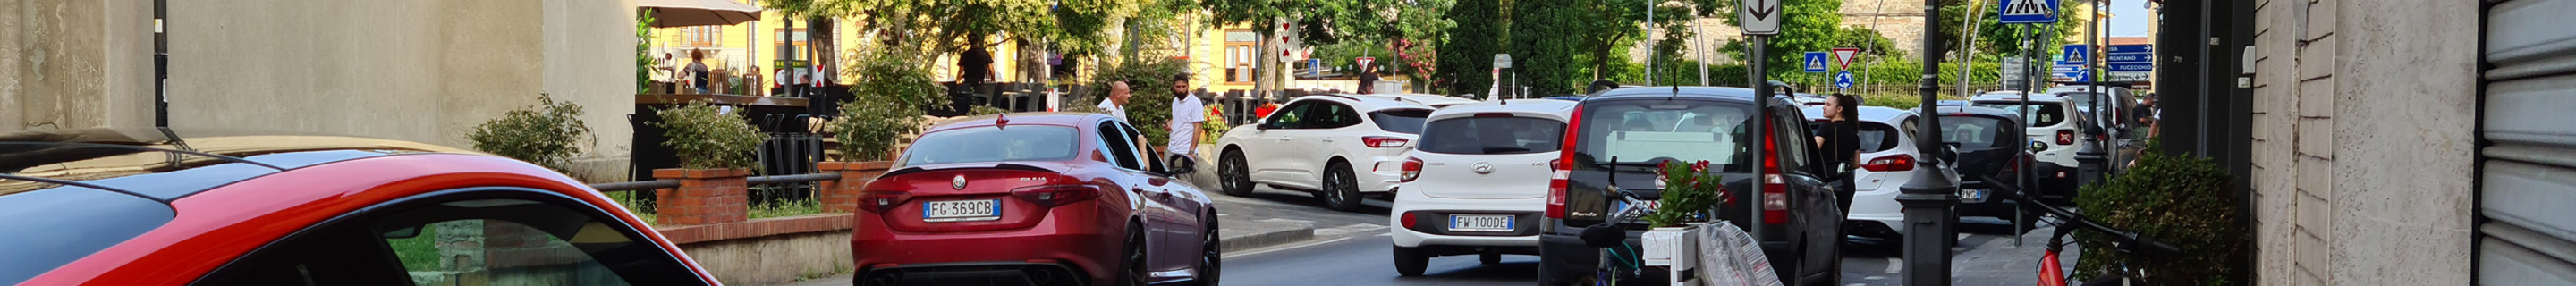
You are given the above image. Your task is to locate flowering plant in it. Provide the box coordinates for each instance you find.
[1643,160,1728,227]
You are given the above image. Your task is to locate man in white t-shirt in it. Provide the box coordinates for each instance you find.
[1099,81,1131,120]
[1167,73,1206,156]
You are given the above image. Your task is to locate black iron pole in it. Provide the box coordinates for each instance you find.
[154,0,168,128]
[1897,0,1958,282]
[1749,35,1770,238]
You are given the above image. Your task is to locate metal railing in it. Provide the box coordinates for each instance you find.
[589,172,846,214]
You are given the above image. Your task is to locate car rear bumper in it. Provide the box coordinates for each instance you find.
[1391,195,1546,248]
[852,212,1119,285]
[857,261,1090,286]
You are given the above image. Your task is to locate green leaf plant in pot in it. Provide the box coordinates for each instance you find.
[1643,160,1727,228]
[652,100,766,171]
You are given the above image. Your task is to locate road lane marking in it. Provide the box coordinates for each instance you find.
[1883,257,1901,273]
[1224,236,1356,259]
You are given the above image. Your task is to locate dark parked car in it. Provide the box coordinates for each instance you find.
[1939,105,2041,228]
[1537,87,1844,286]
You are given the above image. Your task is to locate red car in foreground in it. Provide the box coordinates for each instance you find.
[0,128,717,285]
[852,113,1219,286]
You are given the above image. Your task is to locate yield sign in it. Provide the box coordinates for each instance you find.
[1356,56,1375,68]
[1831,48,1860,70]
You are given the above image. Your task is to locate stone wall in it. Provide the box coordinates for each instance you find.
[2248,0,2477,284]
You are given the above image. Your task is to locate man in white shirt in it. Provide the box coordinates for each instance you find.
[1099,81,1131,120]
[1167,73,1206,156]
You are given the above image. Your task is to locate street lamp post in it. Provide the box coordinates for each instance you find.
[1899,0,1960,283]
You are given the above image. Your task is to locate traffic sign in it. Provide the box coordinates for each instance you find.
[2104,54,2151,63]
[1833,72,1856,89]
[1998,0,2060,24]
[1803,52,1829,72]
[1832,48,1860,69]
[1740,0,1781,35]
[2105,44,2154,54]
[2061,45,2090,64]
[2108,63,2155,72]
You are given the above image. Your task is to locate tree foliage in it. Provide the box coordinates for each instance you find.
[1431,0,1502,96]
[470,94,592,172]
[1934,0,2086,56]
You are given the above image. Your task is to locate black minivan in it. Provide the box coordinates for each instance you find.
[1537,87,1844,286]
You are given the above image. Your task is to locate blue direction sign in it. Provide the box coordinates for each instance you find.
[2105,44,2154,54]
[1998,0,2061,24]
[1834,72,1856,89]
[1803,52,1829,72]
[2061,45,2090,64]
[2108,63,2155,72]
[2104,54,2152,63]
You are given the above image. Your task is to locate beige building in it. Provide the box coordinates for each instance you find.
[2244,0,2574,284]
[2,0,640,181]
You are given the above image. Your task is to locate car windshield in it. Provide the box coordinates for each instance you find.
[901,125,1080,166]
[1970,101,2067,127]
[1369,109,1432,134]
[1418,116,1566,155]
[1940,115,2014,150]
[1572,100,1753,172]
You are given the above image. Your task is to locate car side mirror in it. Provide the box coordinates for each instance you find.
[1256,122,1272,130]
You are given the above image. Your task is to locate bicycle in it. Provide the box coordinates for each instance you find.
[1999,189,2182,286]
[1573,190,1781,286]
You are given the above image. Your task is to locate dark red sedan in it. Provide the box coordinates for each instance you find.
[852,113,1219,286]
[1,129,717,285]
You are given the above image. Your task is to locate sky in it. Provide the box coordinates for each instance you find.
[2105,0,2155,37]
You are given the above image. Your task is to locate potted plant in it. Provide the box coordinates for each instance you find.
[818,41,942,213]
[648,100,767,225]
[1641,160,1727,265]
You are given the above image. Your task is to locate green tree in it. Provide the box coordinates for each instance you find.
[1933,0,2086,56]
[1433,0,1502,96]
[1722,0,1850,85]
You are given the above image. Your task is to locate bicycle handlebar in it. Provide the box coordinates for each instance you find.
[1994,189,2183,257]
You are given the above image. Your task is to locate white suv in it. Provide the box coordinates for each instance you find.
[1387,99,1574,275]
[1970,91,2091,201]
[1215,94,1442,211]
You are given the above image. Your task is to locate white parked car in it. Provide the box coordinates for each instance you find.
[1969,91,2091,202]
[1388,99,1576,276]
[1800,106,1926,238]
[1214,94,1441,211]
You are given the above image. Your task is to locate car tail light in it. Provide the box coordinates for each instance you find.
[1363,136,1410,148]
[860,189,914,214]
[1010,184,1101,208]
[1761,118,1787,224]
[1547,107,1585,219]
[1861,154,1916,172]
[2056,130,2074,145]
[1401,212,1418,230]
[1400,157,1424,182]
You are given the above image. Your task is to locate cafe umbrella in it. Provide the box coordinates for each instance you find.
[641,0,762,94]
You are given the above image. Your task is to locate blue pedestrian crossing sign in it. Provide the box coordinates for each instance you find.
[1998,0,2060,24]
[2061,44,2090,64]
[1834,72,1856,89]
[1803,52,1829,72]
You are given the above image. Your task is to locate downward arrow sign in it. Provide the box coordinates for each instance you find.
[1749,0,1777,19]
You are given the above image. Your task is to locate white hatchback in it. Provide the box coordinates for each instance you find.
[1801,106,1928,238]
[1387,98,1575,276]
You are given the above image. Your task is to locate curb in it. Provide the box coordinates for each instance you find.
[1219,221,1316,253]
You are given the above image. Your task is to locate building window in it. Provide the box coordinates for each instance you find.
[775,29,809,58]
[1224,30,1259,84]
[685,26,723,47]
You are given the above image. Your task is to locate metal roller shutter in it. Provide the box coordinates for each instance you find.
[2481,0,2576,283]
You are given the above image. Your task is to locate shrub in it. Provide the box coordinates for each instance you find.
[469,94,591,172]
[654,101,766,170]
[832,39,947,162]
[1645,161,1727,228]
[966,105,1011,117]
[2072,140,2247,284]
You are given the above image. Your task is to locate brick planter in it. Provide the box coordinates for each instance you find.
[818,161,895,213]
[653,168,752,226]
